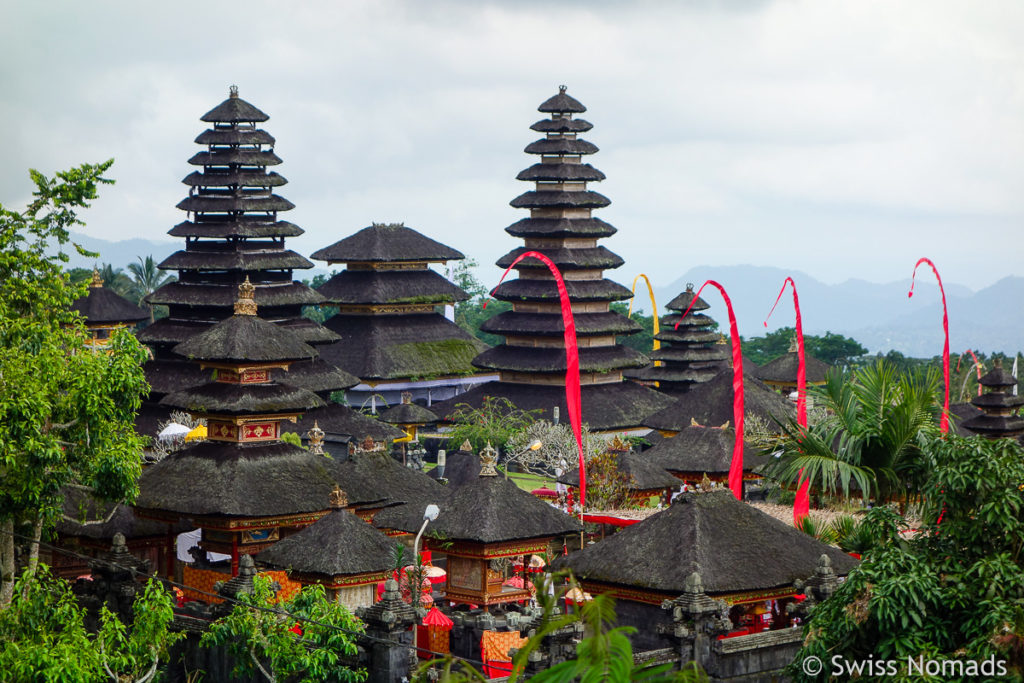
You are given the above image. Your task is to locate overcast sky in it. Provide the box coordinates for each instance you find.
[2,0,1022,293]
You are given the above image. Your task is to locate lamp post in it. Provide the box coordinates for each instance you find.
[412,503,440,659]
[504,439,543,480]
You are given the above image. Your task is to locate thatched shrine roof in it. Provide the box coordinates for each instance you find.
[509,190,610,210]
[424,447,478,486]
[754,351,832,384]
[145,281,324,310]
[136,441,338,517]
[168,218,302,238]
[538,87,587,113]
[557,490,858,596]
[978,365,1019,389]
[529,117,593,133]
[172,313,317,364]
[200,92,269,122]
[162,381,324,415]
[642,425,767,476]
[194,128,275,145]
[481,311,640,338]
[285,405,405,444]
[431,380,674,433]
[557,450,679,491]
[524,138,598,155]
[473,344,648,374]
[329,449,446,509]
[496,246,623,270]
[379,400,438,426]
[319,314,486,381]
[516,162,604,181]
[257,509,397,578]
[316,269,468,306]
[71,283,148,325]
[505,217,617,239]
[158,249,313,272]
[277,356,358,393]
[643,368,795,432]
[492,278,633,303]
[141,358,212,397]
[311,223,464,264]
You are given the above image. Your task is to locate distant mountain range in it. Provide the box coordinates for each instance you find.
[655,266,1023,357]
[67,234,1020,357]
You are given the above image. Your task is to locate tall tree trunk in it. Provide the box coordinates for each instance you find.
[0,519,15,607]
[26,515,43,579]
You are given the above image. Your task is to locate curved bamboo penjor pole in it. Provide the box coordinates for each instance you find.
[628,273,661,352]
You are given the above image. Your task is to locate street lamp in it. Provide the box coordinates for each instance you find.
[412,504,440,659]
[504,439,543,480]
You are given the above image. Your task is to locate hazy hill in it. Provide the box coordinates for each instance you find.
[62,232,177,271]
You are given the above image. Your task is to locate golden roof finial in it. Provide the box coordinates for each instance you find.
[609,435,628,452]
[89,268,103,288]
[699,473,713,492]
[460,439,473,453]
[329,485,348,509]
[307,420,325,455]
[234,276,257,316]
[401,391,412,405]
[716,334,728,346]
[788,334,799,353]
[690,417,701,427]
[479,442,498,477]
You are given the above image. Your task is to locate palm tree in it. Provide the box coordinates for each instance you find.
[97,263,136,299]
[127,255,173,322]
[761,360,941,506]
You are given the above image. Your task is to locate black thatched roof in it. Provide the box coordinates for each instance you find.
[181,171,288,189]
[492,278,632,303]
[277,356,358,393]
[659,313,717,329]
[382,474,578,543]
[195,129,275,145]
[168,219,302,239]
[172,314,317,363]
[505,217,617,239]
[496,246,623,271]
[72,286,148,325]
[654,328,721,345]
[538,88,587,113]
[158,250,313,272]
[509,190,610,210]
[642,426,766,475]
[481,311,640,338]
[643,368,795,432]
[201,91,270,123]
[425,448,478,486]
[329,450,447,508]
[625,365,720,385]
[558,491,858,595]
[650,346,730,364]
[516,163,604,182]
[529,118,593,133]
[666,289,710,313]
[949,402,984,437]
[176,195,295,213]
[524,138,598,155]
[311,224,464,264]
[188,149,282,167]
[58,487,194,540]
[256,509,397,578]
[316,269,468,306]
[284,404,405,443]
[431,380,675,433]
[379,401,438,425]
[134,401,174,439]
[136,441,338,517]
[979,365,1018,389]
[754,352,832,384]
[162,381,324,415]
[320,314,487,381]
[960,413,1024,437]
[473,345,649,374]
[146,282,324,308]
[557,451,679,491]
[277,319,345,346]
[142,358,213,397]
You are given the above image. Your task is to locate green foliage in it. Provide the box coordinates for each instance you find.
[792,435,1024,681]
[280,431,307,450]
[742,327,868,369]
[0,160,149,603]
[301,271,338,325]
[0,565,180,683]
[127,255,174,322]
[444,397,540,454]
[760,361,940,504]
[450,259,511,346]
[202,576,366,683]
[611,302,655,355]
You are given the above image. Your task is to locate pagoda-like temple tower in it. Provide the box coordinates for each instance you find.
[626,283,729,395]
[433,87,672,433]
[753,335,831,396]
[136,283,339,579]
[137,87,397,444]
[312,223,493,409]
[961,360,1024,439]
[71,269,149,349]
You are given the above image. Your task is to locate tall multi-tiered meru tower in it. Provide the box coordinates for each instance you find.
[433,87,673,433]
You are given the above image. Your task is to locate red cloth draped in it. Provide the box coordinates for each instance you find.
[489,251,585,506]
[677,280,744,500]
[908,258,950,434]
[764,277,810,526]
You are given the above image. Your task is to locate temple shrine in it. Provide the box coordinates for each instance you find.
[643,424,766,489]
[71,269,148,349]
[960,359,1024,439]
[432,87,672,433]
[626,283,729,395]
[135,282,339,581]
[313,223,493,409]
[753,336,832,396]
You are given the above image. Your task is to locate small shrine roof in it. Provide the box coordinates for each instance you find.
[753,351,832,384]
[71,279,148,325]
[316,269,469,306]
[492,278,633,303]
[172,309,318,364]
[504,217,617,239]
[285,405,405,444]
[557,450,679,491]
[642,425,766,475]
[161,381,324,415]
[495,245,623,270]
[666,286,711,313]
[379,397,438,426]
[481,310,640,338]
[168,219,302,239]
[537,87,587,114]
[472,344,648,374]
[311,223,464,264]
[200,89,270,123]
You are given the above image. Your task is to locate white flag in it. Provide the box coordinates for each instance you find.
[1013,355,1019,396]
[444,262,456,322]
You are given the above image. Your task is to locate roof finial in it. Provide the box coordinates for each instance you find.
[90,268,103,288]
[234,276,257,316]
[308,420,325,455]
[229,84,239,99]
[329,485,348,509]
[401,391,412,405]
[479,442,498,477]
[686,282,694,293]
[559,84,567,94]
[788,333,799,353]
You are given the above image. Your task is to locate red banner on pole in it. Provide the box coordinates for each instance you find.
[490,252,585,507]
[677,280,744,500]
[908,258,950,434]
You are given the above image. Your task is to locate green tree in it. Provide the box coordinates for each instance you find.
[742,327,867,369]
[202,576,366,683]
[760,361,940,505]
[98,262,137,299]
[0,565,181,682]
[126,254,174,322]
[444,397,540,454]
[451,258,511,346]
[612,302,655,356]
[302,271,338,325]
[792,435,1024,681]
[0,160,149,606]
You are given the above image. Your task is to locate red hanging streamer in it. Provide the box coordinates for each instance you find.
[488,251,586,507]
[763,277,810,526]
[676,281,744,500]
[956,349,982,397]
[908,258,950,434]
